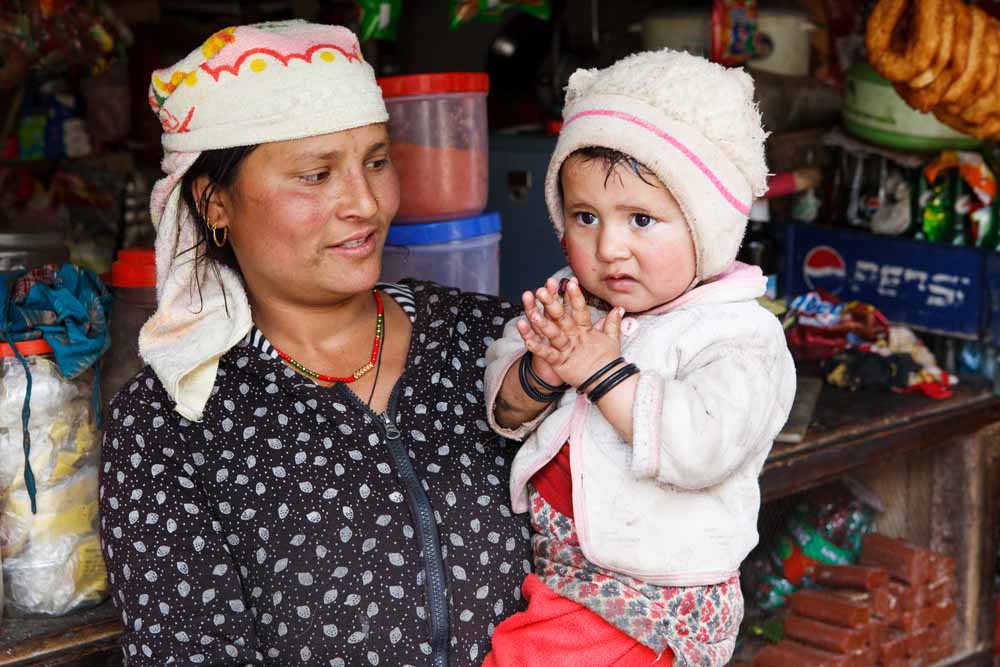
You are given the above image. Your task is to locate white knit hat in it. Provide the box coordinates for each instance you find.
[141,21,388,421]
[544,49,769,282]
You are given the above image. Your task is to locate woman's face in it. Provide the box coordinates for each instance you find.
[215,123,399,307]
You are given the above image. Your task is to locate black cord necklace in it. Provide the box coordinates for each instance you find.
[366,295,385,407]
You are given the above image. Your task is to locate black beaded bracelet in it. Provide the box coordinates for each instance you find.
[523,352,569,394]
[588,363,640,404]
[518,353,563,403]
[577,357,626,395]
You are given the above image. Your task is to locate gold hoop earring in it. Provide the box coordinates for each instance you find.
[208,222,228,248]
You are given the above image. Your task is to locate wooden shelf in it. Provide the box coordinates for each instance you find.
[0,374,995,664]
[761,376,1000,501]
[0,601,119,666]
[934,647,997,667]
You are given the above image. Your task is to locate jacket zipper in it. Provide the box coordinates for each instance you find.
[339,382,451,667]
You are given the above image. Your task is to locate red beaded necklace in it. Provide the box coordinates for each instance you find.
[272,290,384,384]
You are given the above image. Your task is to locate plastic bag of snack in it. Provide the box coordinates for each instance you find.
[2,466,107,616]
[449,0,550,30]
[839,152,919,233]
[358,0,402,42]
[915,169,958,243]
[711,0,761,66]
[747,482,878,611]
[972,200,999,249]
[870,169,914,236]
[918,150,997,245]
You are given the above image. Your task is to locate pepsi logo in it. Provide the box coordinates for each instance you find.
[803,246,847,295]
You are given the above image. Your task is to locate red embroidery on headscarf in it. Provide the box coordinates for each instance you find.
[200,43,360,81]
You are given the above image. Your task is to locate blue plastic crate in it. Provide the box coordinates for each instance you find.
[779,222,987,340]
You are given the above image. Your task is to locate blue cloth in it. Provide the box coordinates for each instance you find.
[0,264,111,513]
[1,264,112,377]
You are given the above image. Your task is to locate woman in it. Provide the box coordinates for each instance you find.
[99,21,532,666]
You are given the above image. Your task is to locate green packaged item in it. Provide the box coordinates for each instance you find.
[953,175,973,247]
[918,149,998,246]
[973,201,1000,249]
[755,571,797,611]
[449,0,551,30]
[744,483,877,612]
[915,170,958,243]
[743,616,784,644]
[358,0,403,42]
[17,115,47,161]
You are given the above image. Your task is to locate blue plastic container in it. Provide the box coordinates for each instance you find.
[380,212,501,295]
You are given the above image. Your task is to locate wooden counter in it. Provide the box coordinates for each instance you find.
[3,376,998,665]
[0,602,119,666]
[762,377,1000,501]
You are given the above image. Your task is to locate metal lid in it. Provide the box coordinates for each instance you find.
[0,233,66,248]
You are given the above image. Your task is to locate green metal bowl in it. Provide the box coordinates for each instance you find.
[843,63,982,152]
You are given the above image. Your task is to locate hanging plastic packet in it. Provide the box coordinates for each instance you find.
[920,150,996,245]
[449,0,551,30]
[953,177,973,247]
[357,0,403,42]
[746,482,878,611]
[711,0,761,66]
[915,170,957,243]
[839,151,919,234]
[973,198,1000,249]
[870,167,915,236]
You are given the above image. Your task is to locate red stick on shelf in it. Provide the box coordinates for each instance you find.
[888,581,929,612]
[751,641,867,667]
[927,577,957,606]
[891,606,936,634]
[789,590,871,628]
[859,534,930,586]
[783,614,869,654]
[881,630,908,662]
[811,564,890,591]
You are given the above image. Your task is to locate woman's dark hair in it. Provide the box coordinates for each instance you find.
[179,144,258,273]
[561,146,657,190]
[177,145,257,310]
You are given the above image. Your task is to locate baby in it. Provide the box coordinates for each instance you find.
[483,49,797,667]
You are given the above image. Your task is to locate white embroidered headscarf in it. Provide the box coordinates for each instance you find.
[141,20,388,421]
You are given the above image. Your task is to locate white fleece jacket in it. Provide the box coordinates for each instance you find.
[485,263,796,586]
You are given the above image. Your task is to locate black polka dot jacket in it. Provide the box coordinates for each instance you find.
[98,282,533,667]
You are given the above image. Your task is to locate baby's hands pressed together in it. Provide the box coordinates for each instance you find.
[516,277,625,389]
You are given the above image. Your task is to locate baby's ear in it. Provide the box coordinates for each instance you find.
[564,67,598,107]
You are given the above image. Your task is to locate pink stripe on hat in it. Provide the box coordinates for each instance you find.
[564,108,751,217]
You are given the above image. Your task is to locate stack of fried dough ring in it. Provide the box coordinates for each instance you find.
[866,0,1000,139]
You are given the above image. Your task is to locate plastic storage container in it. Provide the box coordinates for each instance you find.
[101,248,156,411]
[378,72,490,223]
[0,233,69,273]
[380,212,501,295]
[0,339,107,616]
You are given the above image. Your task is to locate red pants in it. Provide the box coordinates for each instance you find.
[483,575,674,667]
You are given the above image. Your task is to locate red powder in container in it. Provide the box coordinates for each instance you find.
[391,143,488,222]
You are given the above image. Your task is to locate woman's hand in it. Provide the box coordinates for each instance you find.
[517,277,624,388]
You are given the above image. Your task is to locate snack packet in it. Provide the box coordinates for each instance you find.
[919,150,997,245]
[746,483,878,611]
[711,0,760,66]
[972,199,999,249]
[358,0,402,42]
[449,0,550,30]
[915,169,958,243]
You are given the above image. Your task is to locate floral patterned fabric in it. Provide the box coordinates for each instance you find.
[529,488,743,667]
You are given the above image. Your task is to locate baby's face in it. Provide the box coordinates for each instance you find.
[560,155,696,314]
